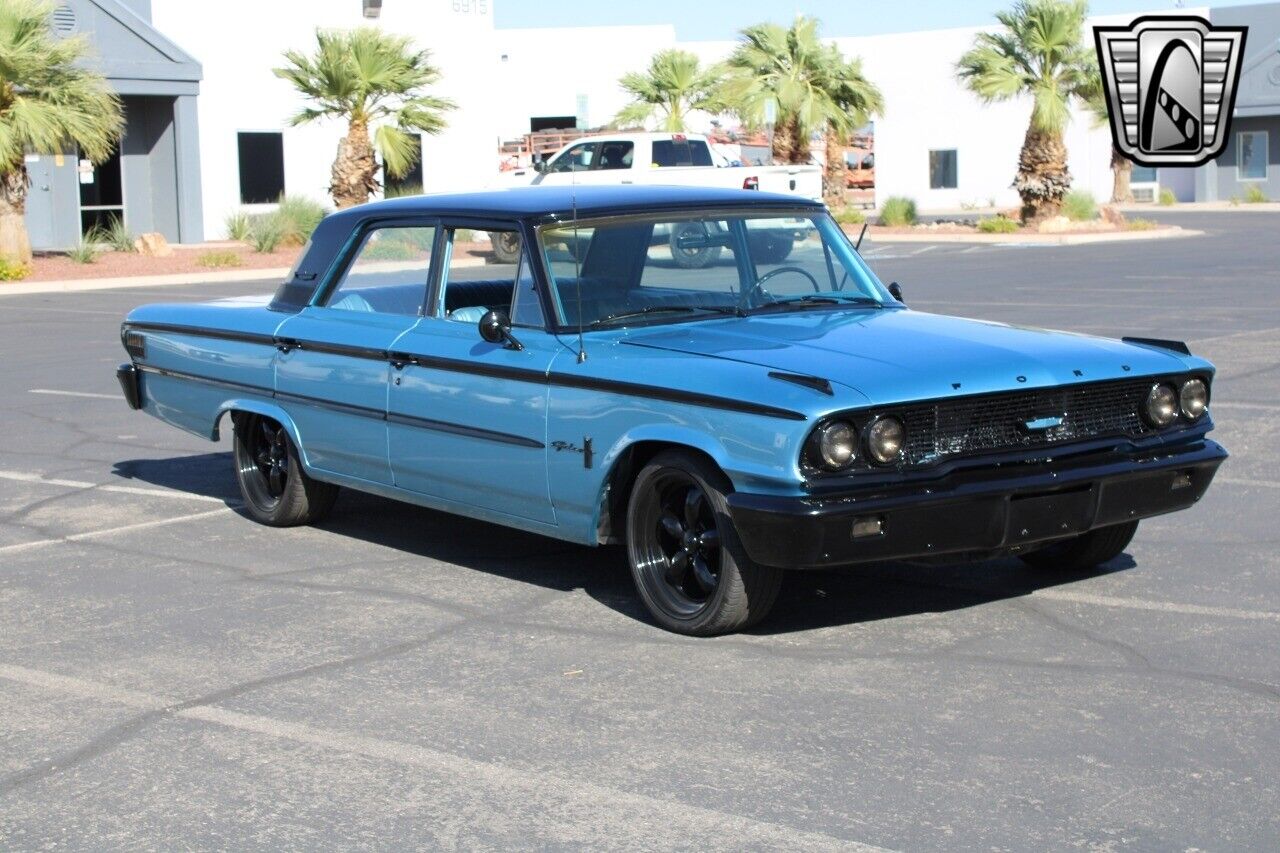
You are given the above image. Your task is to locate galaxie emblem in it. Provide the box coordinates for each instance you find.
[1094,16,1247,167]
[1019,414,1065,434]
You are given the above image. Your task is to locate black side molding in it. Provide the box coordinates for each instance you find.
[1122,336,1192,356]
[767,371,833,395]
[117,363,142,410]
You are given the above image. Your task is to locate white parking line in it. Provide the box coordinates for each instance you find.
[0,663,885,852]
[1034,589,1280,622]
[1210,401,1280,413]
[0,470,224,503]
[0,507,235,556]
[28,388,119,400]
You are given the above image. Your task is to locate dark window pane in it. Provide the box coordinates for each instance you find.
[1239,132,1267,181]
[238,132,285,204]
[596,141,634,170]
[325,226,435,315]
[652,140,713,167]
[929,149,957,189]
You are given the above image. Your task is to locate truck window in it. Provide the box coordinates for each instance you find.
[547,142,597,173]
[652,139,713,168]
[596,141,634,170]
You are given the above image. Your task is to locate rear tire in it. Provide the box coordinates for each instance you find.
[1019,520,1139,572]
[232,413,338,527]
[625,450,782,635]
[490,231,521,264]
[749,232,795,264]
[668,222,723,270]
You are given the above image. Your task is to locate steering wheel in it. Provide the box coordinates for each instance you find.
[748,265,821,304]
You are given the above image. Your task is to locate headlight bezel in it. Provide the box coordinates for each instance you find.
[805,419,859,472]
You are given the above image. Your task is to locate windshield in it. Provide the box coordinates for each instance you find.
[538,211,890,328]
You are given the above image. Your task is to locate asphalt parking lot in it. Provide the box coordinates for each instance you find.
[1,210,1277,850]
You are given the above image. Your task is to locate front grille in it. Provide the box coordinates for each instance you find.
[894,378,1157,467]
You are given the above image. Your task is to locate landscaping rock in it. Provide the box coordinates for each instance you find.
[1100,205,1127,226]
[134,232,173,257]
[1037,215,1074,234]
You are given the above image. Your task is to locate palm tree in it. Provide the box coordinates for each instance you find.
[956,0,1094,222]
[614,49,721,132]
[721,16,883,173]
[275,28,455,209]
[0,0,122,266]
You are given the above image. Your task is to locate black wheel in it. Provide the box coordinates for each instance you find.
[749,232,794,264]
[668,222,723,270]
[625,450,782,635]
[490,231,521,264]
[232,413,338,527]
[1019,521,1139,572]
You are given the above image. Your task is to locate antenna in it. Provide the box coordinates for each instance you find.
[572,155,586,363]
[855,222,868,251]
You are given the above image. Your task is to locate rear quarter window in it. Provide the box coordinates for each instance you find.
[652,140,713,168]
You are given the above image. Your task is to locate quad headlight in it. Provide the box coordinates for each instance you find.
[815,420,858,469]
[1180,378,1209,420]
[1143,383,1179,428]
[865,416,906,464]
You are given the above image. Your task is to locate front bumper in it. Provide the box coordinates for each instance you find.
[727,439,1227,569]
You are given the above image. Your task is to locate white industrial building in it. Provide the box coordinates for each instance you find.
[32,0,1280,245]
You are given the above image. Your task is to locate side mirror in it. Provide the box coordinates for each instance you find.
[888,282,905,304]
[532,160,547,174]
[478,309,523,351]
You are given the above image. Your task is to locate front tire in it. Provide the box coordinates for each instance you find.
[232,413,338,527]
[1019,520,1139,572]
[625,450,782,635]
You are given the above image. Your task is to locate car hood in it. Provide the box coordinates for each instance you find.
[621,309,1193,406]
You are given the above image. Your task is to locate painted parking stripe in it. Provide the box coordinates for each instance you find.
[1209,401,1280,413]
[0,507,235,556]
[1216,476,1280,490]
[1033,589,1280,622]
[28,388,120,400]
[0,663,889,852]
[0,470,224,503]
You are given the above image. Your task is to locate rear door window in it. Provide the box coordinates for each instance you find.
[652,139,713,167]
[323,225,436,315]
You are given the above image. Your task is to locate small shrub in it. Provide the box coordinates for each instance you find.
[361,237,420,261]
[1244,184,1268,204]
[1127,218,1158,231]
[1229,195,1241,207]
[977,215,1019,233]
[1062,190,1097,222]
[879,196,917,227]
[249,214,285,253]
[274,195,327,246]
[197,249,242,269]
[224,211,253,241]
[66,239,100,264]
[100,216,134,252]
[833,207,865,225]
[1158,188,1178,206]
[454,228,476,244]
[0,257,31,280]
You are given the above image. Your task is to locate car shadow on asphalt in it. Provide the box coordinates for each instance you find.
[112,452,1136,636]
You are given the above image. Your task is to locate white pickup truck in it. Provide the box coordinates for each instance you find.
[503,132,821,198]
[493,133,822,267]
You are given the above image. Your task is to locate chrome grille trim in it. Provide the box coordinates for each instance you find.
[892,378,1159,467]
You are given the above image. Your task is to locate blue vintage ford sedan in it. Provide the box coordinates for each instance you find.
[118,186,1226,635]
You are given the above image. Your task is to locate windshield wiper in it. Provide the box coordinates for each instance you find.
[588,305,743,328]
[751,294,884,313]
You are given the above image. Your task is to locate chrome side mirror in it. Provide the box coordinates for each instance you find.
[478,309,523,351]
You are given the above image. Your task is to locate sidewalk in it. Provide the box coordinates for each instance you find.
[864,225,1202,245]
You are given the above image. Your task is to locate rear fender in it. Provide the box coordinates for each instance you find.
[214,399,313,472]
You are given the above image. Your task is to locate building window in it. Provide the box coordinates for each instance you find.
[237,132,285,204]
[1131,165,1157,183]
[929,149,957,189]
[1238,131,1268,181]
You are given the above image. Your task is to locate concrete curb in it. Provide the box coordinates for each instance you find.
[0,266,292,296]
[0,256,490,297]
[863,227,1202,245]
